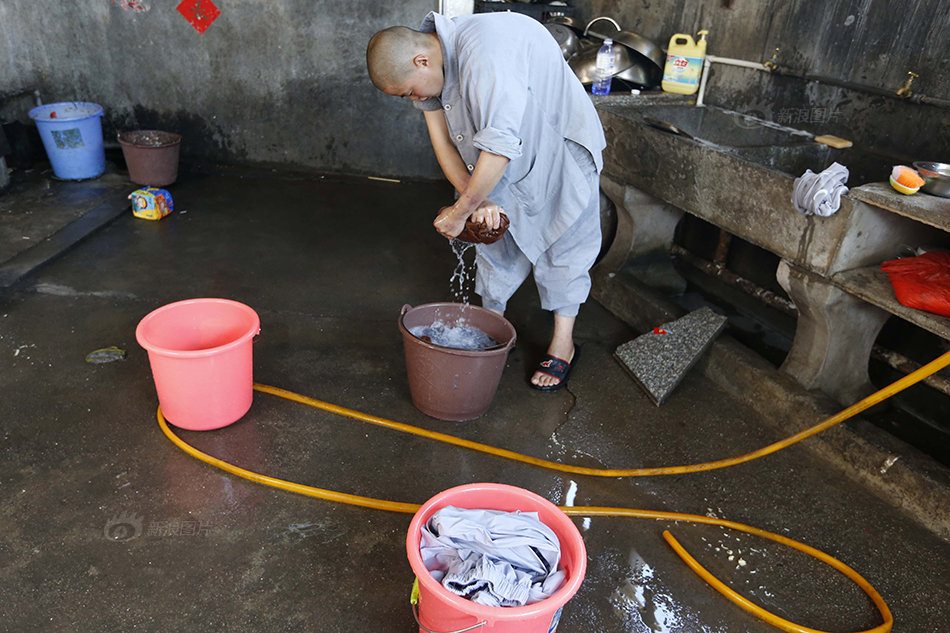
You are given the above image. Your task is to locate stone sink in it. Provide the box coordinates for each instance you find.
[593,94,948,408]
[593,96,937,277]
[614,102,901,186]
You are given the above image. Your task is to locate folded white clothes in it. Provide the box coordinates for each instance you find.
[791,162,850,217]
[420,506,566,607]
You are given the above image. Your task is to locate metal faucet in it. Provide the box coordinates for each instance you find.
[896,71,919,98]
[763,48,779,72]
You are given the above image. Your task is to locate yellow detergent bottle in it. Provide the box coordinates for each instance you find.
[662,30,709,95]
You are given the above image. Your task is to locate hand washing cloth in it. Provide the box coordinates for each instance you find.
[792,162,850,217]
[420,506,567,607]
[457,212,510,244]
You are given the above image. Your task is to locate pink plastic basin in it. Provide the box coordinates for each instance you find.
[136,298,260,431]
[407,483,587,633]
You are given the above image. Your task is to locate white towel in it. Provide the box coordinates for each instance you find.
[792,162,850,217]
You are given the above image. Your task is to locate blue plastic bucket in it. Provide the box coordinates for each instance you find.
[29,102,106,180]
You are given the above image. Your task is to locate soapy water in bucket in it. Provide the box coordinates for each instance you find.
[408,238,501,349]
[410,320,499,351]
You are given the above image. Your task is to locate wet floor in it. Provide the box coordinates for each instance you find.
[1,170,948,632]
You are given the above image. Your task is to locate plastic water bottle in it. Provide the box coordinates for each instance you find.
[591,38,615,96]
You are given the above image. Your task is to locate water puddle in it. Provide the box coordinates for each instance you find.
[565,480,578,507]
[611,548,723,633]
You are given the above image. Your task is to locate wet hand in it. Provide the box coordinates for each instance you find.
[469,200,504,230]
[434,205,466,240]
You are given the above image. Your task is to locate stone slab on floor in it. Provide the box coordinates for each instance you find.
[615,307,727,405]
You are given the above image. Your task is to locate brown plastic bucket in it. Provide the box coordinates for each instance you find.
[118,130,182,186]
[398,303,517,421]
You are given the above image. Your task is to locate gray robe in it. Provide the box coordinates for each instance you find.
[414,11,606,265]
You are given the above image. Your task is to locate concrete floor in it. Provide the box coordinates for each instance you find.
[1,170,949,632]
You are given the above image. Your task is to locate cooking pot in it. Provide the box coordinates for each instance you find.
[544,23,581,60]
[544,15,584,34]
[583,17,665,88]
[569,40,635,85]
[616,60,662,88]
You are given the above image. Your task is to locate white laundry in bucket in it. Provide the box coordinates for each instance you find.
[420,506,567,607]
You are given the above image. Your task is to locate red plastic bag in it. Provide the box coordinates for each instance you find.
[881,252,950,318]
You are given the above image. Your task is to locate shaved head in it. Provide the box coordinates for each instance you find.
[367,27,440,91]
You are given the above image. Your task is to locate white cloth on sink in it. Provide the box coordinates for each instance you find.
[792,162,850,217]
[420,506,566,607]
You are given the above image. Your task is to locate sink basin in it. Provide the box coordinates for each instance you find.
[597,103,813,148]
[596,102,900,186]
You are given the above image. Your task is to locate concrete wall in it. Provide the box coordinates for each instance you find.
[4,1,946,177]
[0,0,443,179]
[572,0,950,98]
[573,0,950,163]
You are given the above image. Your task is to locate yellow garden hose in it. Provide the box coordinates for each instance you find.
[156,349,950,633]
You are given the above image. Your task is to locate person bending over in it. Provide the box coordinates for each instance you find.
[367,11,606,391]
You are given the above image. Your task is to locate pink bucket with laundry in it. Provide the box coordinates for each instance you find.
[407,483,587,633]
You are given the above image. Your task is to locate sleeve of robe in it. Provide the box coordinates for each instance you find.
[456,42,528,162]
